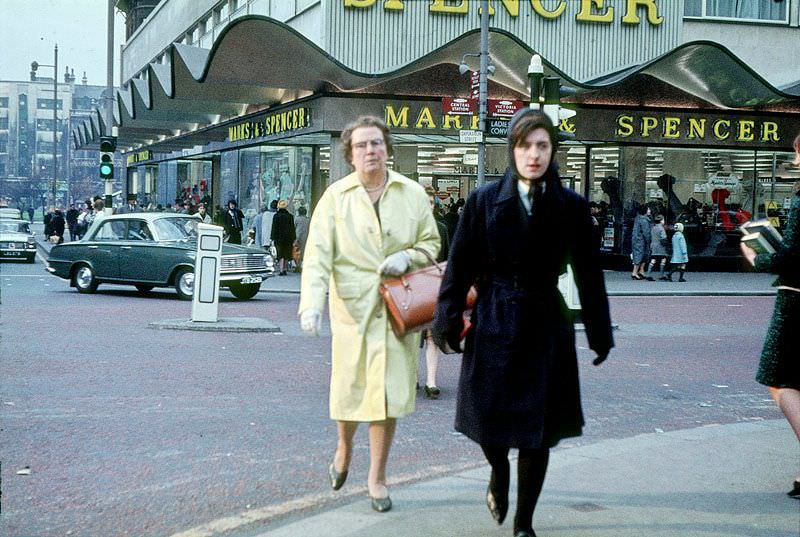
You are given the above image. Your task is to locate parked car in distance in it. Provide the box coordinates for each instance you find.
[0,219,37,263]
[45,214,274,299]
[0,208,23,220]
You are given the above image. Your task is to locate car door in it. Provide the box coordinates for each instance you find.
[84,219,126,280]
[117,220,161,283]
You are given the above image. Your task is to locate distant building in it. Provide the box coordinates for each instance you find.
[0,69,121,209]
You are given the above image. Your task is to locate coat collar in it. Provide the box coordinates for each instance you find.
[494,165,565,207]
[340,169,403,192]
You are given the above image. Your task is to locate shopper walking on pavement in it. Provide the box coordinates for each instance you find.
[646,214,670,280]
[271,200,296,275]
[293,206,310,271]
[299,115,440,513]
[432,109,613,537]
[223,199,245,244]
[50,209,66,245]
[667,222,688,281]
[631,204,652,280]
[419,191,450,400]
[65,205,79,242]
[741,133,800,498]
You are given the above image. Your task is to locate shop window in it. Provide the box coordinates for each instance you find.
[238,145,313,232]
[0,97,8,108]
[0,117,8,130]
[685,0,788,22]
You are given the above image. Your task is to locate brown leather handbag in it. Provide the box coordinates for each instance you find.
[379,248,476,338]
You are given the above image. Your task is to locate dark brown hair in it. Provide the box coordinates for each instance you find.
[341,115,393,165]
[508,109,557,151]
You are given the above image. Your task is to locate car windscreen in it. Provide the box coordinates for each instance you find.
[0,221,30,233]
[153,217,199,241]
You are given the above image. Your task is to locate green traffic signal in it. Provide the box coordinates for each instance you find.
[100,153,113,179]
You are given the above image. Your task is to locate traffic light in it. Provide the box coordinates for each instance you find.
[99,136,116,180]
[527,55,577,141]
[542,76,577,141]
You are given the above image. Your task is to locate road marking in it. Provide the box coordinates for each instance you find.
[165,461,483,537]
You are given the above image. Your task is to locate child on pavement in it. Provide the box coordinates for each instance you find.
[667,222,688,281]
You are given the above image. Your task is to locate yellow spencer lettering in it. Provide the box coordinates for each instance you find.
[299,108,306,127]
[761,122,779,142]
[228,126,236,141]
[344,0,377,8]
[663,117,680,139]
[622,0,664,25]
[383,0,404,9]
[292,109,298,129]
[483,0,522,17]
[713,119,730,140]
[640,116,658,137]
[616,115,634,136]
[470,115,480,130]
[416,107,437,129]
[576,0,613,23]
[531,0,566,19]
[430,0,468,14]
[737,120,755,142]
[687,118,705,139]
[385,105,409,128]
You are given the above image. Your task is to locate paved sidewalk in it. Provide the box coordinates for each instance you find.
[245,420,796,537]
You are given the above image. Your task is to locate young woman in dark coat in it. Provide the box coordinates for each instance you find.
[433,109,614,537]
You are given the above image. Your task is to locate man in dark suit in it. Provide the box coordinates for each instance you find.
[117,196,138,214]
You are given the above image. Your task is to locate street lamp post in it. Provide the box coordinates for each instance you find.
[30,44,59,208]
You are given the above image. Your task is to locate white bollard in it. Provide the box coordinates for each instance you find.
[192,223,224,322]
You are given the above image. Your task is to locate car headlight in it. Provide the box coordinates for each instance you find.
[27,237,36,248]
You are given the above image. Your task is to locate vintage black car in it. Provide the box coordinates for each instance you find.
[0,219,37,263]
[45,214,274,299]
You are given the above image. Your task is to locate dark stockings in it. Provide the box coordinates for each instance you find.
[481,444,550,534]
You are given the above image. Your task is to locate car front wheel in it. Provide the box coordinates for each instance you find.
[228,282,260,300]
[174,269,194,300]
[74,264,99,294]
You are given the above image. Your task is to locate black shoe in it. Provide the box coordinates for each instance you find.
[514,531,536,537]
[644,276,655,281]
[658,276,669,281]
[328,463,348,491]
[486,481,508,525]
[678,277,687,282]
[423,385,440,399]
[279,271,287,276]
[370,495,392,512]
[788,480,800,498]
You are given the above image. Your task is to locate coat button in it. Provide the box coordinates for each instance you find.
[386,230,392,237]
[376,311,383,318]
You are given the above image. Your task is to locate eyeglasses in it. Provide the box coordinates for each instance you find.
[352,139,386,151]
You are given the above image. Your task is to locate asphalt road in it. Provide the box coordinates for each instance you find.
[0,257,782,537]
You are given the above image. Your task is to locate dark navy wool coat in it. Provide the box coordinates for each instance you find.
[433,168,614,449]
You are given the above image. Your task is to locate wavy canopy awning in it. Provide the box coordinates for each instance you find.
[72,16,800,153]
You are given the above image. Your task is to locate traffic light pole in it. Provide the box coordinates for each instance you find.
[476,0,489,188]
[104,0,115,215]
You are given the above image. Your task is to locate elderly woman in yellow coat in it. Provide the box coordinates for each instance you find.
[299,116,440,513]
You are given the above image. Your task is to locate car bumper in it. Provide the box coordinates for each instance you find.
[1,247,36,259]
[219,270,274,285]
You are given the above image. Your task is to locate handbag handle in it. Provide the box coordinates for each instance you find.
[412,247,442,274]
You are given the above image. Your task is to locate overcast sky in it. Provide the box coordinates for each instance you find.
[0,0,127,86]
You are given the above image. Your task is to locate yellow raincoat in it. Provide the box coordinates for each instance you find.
[299,170,441,421]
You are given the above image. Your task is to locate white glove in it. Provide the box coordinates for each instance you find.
[300,309,322,336]
[378,250,411,276]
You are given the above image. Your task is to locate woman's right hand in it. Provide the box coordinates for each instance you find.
[739,241,757,266]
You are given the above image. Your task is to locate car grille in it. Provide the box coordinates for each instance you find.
[1,242,24,248]
[221,254,266,272]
